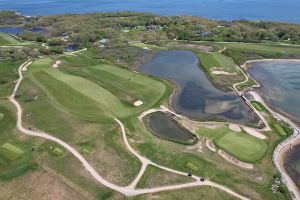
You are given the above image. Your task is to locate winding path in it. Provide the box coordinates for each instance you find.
[8,60,250,199]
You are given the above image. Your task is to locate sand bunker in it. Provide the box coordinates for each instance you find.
[243,127,267,140]
[133,100,144,107]
[218,150,253,169]
[206,139,216,152]
[53,61,61,68]
[187,141,203,153]
[211,70,235,75]
[229,124,241,132]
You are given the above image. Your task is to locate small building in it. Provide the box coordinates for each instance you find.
[146,25,162,30]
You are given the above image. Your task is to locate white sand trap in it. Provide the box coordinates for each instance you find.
[211,70,235,75]
[218,150,253,169]
[243,127,266,140]
[229,124,241,132]
[143,47,149,50]
[133,100,143,107]
[53,61,61,68]
[206,139,216,152]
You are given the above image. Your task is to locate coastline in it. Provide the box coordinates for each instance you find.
[240,59,300,200]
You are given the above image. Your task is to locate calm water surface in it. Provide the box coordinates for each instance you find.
[248,61,300,124]
[0,0,300,23]
[141,50,256,123]
[248,61,300,190]
[0,27,47,34]
[148,112,196,143]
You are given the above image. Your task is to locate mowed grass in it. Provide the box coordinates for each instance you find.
[197,126,267,162]
[198,52,237,73]
[215,131,268,162]
[223,42,300,54]
[251,101,263,111]
[29,58,166,121]
[273,124,287,136]
[0,143,24,161]
[0,33,20,45]
[131,42,167,51]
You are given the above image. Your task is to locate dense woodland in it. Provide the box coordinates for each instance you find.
[1,11,300,45]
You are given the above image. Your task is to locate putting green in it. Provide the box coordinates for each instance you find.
[0,143,25,161]
[0,112,4,120]
[215,131,267,162]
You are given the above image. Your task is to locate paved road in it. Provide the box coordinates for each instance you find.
[8,60,250,199]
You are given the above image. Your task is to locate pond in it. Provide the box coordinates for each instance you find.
[0,27,47,34]
[141,50,257,123]
[64,43,81,51]
[147,112,197,144]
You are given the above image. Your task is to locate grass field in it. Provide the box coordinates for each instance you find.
[0,60,24,98]
[131,42,167,51]
[0,33,21,45]
[0,143,25,161]
[17,54,170,187]
[196,51,244,90]
[136,165,191,188]
[28,57,167,121]
[223,42,300,54]
[198,52,237,73]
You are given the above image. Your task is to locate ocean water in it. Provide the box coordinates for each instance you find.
[0,0,300,23]
[248,61,300,125]
[248,61,300,190]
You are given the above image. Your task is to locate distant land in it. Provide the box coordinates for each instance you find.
[0,0,300,24]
